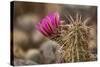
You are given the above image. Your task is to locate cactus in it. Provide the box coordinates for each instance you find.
[51,13,92,62]
[36,12,93,63]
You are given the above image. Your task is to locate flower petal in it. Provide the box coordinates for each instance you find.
[54,12,60,27]
[48,13,56,27]
[35,24,48,36]
[46,16,54,33]
[41,18,52,35]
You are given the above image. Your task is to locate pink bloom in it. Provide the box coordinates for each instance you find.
[35,12,61,37]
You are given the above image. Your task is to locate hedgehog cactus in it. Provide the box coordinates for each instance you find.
[36,12,92,62]
[57,14,91,62]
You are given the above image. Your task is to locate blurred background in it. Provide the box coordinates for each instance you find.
[11,1,97,65]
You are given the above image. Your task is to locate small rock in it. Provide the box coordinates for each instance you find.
[13,45,26,58]
[25,49,42,64]
[16,14,39,31]
[13,29,29,46]
[14,58,37,66]
[40,40,59,64]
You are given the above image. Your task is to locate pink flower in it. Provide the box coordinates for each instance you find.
[35,12,61,37]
